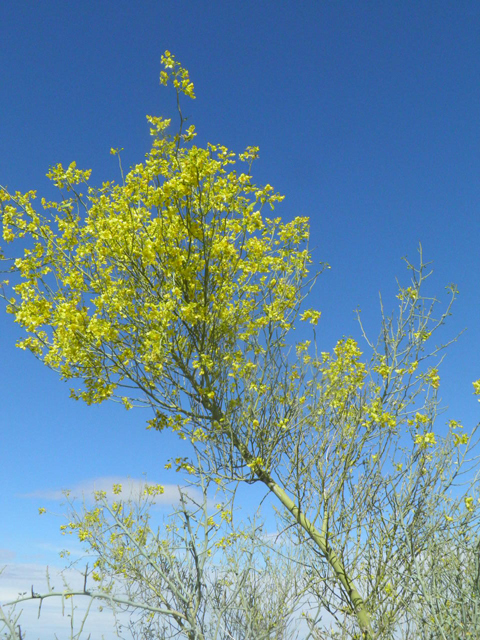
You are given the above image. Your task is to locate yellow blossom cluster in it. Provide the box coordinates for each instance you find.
[0,51,314,430]
[414,432,436,448]
[320,338,367,411]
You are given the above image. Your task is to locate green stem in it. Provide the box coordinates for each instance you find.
[260,469,373,638]
[208,403,374,637]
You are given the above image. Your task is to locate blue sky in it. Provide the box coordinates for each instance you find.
[1,1,480,636]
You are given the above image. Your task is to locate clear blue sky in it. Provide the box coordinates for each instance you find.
[1,1,479,636]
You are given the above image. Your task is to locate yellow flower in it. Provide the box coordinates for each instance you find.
[300,309,322,325]
[449,419,462,429]
[453,433,469,447]
[397,286,418,301]
[144,483,164,496]
[373,356,390,379]
[425,368,440,389]
[414,432,436,448]
[246,457,264,470]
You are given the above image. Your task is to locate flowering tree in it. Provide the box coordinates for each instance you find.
[1,468,308,640]
[1,52,479,638]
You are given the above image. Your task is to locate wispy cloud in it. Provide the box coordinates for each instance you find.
[0,550,16,563]
[17,476,205,507]
[34,541,87,559]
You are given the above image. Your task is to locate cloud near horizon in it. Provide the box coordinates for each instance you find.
[0,561,125,639]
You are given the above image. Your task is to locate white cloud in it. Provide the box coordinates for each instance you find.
[18,476,205,508]
[0,562,132,639]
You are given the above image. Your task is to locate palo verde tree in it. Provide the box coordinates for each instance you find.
[1,467,308,640]
[1,52,479,638]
